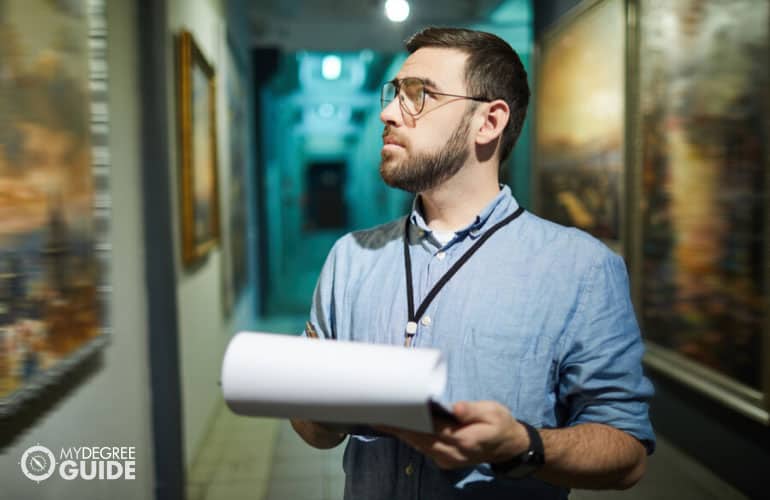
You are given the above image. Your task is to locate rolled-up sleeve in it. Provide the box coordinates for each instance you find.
[307,237,343,340]
[557,250,656,454]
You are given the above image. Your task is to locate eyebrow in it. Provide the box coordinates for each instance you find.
[418,77,440,90]
[392,76,442,91]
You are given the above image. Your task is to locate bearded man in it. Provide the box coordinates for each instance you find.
[292,27,655,500]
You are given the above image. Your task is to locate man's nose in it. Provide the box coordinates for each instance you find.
[380,97,402,125]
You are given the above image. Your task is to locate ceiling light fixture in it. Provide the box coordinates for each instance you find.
[321,55,342,80]
[385,0,410,23]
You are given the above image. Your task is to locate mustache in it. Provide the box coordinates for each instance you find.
[382,127,406,146]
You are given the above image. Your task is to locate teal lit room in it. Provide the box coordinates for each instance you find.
[0,0,768,499]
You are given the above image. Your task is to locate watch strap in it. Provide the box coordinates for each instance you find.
[490,420,545,478]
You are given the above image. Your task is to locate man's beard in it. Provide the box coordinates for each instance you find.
[380,112,472,194]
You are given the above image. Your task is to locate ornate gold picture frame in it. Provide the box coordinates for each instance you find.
[177,30,220,267]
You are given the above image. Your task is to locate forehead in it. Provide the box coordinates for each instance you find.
[396,47,469,90]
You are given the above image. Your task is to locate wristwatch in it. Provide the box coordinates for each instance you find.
[490,420,545,478]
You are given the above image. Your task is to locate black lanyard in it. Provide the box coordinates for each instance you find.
[402,205,525,345]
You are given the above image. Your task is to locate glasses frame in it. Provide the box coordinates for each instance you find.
[380,77,491,116]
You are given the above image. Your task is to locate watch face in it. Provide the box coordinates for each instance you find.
[492,421,545,478]
[525,449,545,466]
[491,445,544,478]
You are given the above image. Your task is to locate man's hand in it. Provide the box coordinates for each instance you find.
[291,419,346,449]
[379,400,648,490]
[378,400,528,469]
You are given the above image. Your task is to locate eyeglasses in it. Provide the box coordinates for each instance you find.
[380,77,490,116]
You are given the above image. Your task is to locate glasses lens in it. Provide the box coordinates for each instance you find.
[380,79,424,114]
[400,78,424,115]
[381,82,396,109]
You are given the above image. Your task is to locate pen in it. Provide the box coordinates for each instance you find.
[305,321,320,339]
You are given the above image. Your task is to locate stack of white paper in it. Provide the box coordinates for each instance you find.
[220,331,450,433]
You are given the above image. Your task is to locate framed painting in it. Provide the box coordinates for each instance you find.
[636,0,770,423]
[221,34,249,314]
[0,0,111,416]
[534,0,626,252]
[178,30,220,267]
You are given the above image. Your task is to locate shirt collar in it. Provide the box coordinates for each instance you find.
[408,185,520,243]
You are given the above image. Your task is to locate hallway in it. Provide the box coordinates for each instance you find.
[1,1,768,499]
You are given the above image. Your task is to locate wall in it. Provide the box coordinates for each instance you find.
[533,1,770,497]
[166,0,261,469]
[226,0,262,339]
[0,0,156,497]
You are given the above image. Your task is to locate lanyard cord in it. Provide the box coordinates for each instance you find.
[402,206,525,341]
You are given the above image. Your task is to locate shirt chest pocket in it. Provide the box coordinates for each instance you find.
[453,321,553,418]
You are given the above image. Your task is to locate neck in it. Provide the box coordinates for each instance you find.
[419,165,500,232]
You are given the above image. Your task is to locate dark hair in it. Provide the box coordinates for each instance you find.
[405,27,530,164]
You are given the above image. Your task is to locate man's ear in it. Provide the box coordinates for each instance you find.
[475,99,510,147]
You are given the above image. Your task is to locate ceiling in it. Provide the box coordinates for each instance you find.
[246,0,507,52]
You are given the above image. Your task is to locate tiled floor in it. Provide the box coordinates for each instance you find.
[188,400,748,500]
[264,423,345,500]
[186,405,280,500]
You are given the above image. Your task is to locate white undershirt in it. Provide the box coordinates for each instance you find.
[431,230,455,246]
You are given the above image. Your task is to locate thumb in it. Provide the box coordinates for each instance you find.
[453,401,486,424]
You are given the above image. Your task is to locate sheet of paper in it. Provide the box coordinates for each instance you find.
[220,331,450,433]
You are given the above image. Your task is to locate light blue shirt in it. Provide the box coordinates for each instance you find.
[308,185,655,500]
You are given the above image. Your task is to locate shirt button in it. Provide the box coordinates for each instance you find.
[405,463,414,476]
[436,251,446,260]
[421,316,431,326]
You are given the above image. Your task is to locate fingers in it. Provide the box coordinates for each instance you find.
[427,440,470,469]
[375,426,470,469]
[453,400,506,424]
[375,426,439,450]
[375,401,519,470]
[403,434,470,469]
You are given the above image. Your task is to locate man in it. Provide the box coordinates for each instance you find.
[292,27,654,499]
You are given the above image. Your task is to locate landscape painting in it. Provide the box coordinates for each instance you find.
[535,0,625,248]
[179,30,220,266]
[0,0,109,415]
[639,0,768,420]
